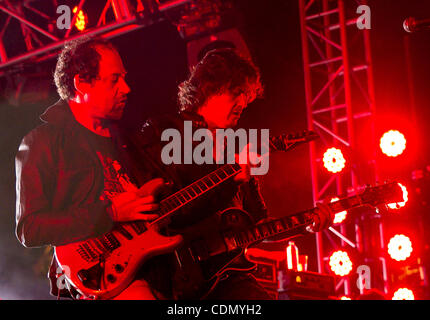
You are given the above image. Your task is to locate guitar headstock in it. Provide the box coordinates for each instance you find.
[359,182,405,208]
[269,130,319,152]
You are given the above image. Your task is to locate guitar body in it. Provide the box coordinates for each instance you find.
[170,208,258,300]
[55,223,183,300]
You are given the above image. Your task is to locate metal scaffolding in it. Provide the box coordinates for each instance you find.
[298,0,386,297]
[0,0,191,77]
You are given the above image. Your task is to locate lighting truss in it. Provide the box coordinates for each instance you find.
[298,0,386,297]
[0,0,191,77]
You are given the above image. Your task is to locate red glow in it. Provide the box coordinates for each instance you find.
[392,288,414,300]
[388,234,413,261]
[73,6,87,31]
[330,197,347,224]
[323,148,346,173]
[387,183,408,210]
[329,250,352,276]
[380,130,406,157]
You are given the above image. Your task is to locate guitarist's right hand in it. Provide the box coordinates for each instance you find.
[109,178,165,222]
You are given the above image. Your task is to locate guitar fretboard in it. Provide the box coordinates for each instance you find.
[76,163,243,262]
[76,181,402,262]
[222,186,398,250]
[225,212,315,249]
[151,163,243,224]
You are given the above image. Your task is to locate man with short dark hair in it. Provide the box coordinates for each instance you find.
[15,38,161,299]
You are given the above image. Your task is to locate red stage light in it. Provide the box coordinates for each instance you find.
[340,296,352,300]
[329,250,352,276]
[323,148,346,173]
[388,234,413,261]
[73,6,87,31]
[387,183,408,210]
[392,288,414,300]
[380,130,406,157]
[331,197,347,224]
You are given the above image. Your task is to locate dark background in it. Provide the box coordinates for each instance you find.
[1,0,430,299]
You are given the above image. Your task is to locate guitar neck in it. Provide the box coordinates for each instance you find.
[86,163,243,257]
[224,192,371,249]
[151,163,242,225]
[224,211,315,250]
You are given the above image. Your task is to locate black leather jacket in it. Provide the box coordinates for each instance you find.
[15,100,115,249]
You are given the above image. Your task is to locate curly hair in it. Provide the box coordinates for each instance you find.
[178,48,263,112]
[54,37,117,100]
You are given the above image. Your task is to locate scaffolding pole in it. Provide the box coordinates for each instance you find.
[298,0,384,297]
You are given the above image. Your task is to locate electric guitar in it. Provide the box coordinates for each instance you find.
[53,130,327,300]
[169,181,404,299]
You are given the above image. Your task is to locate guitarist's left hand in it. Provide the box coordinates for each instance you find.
[307,202,335,233]
[234,143,268,183]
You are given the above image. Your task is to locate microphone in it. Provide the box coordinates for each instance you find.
[403,17,430,33]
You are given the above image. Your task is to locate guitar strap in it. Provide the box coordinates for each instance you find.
[108,121,178,187]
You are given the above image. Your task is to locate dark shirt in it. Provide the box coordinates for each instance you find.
[122,111,269,298]
[15,100,115,248]
[15,100,126,298]
[87,131,138,202]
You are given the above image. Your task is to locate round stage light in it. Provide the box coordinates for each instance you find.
[331,197,347,224]
[392,288,414,300]
[323,148,346,173]
[388,234,413,261]
[329,250,352,276]
[380,130,406,157]
[387,183,408,210]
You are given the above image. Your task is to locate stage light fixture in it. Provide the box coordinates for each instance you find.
[392,288,414,300]
[329,250,352,276]
[323,148,346,173]
[340,296,352,300]
[73,6,87,32]
[388,234,413,261]
[387,183,408,210]
[380,130,406,157]
[330,197,347,224]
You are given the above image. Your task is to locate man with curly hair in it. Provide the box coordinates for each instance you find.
[15,37,161,299]
[137,48,334,300]
[136,48,273,299]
